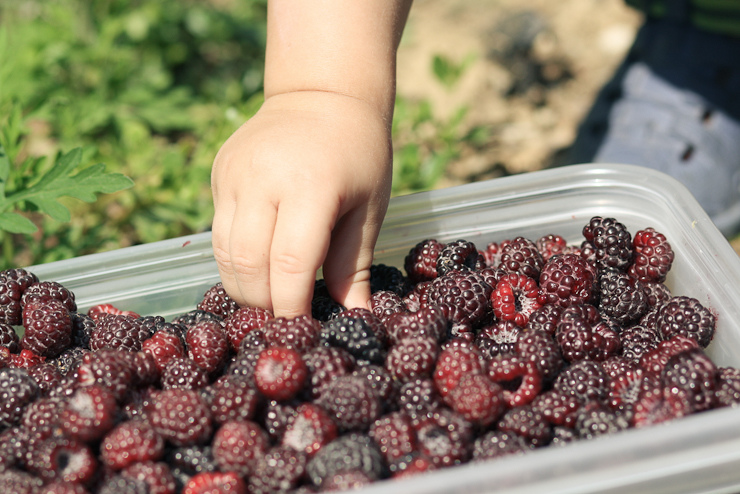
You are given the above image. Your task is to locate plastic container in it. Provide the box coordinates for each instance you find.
[28,164,740,493]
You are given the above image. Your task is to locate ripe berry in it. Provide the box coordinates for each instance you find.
[320,315,385,363]
[142,330,186,373]
[247,445,308,494]
[426,270,492,327]
[472,430,531,461]
[536,233,571,261]
[121,461,177,494]
[405,238,444,283]
[281,402,338,456]
[554,359,609,404]
[370,263,411,296]
[575,401,630,440]
[413,408,473,468]
[581,216,633,272]
[305,432,385,488]
[262,315,320,354]
[87,303,140,320]
[212,420,269,478]
[487,355,543,408]
[656,296,716,348]
[662,348,718,412]
[538,253,596,308]
[223,306,272,351]
[101,419,165,470]
[89,314,152,353]
[491,273,542,327]
[21,298,73,358]
[0,322,20,352]
[315,374,381,431]
[434,341,486,398]
[197,282,239,319]
[32,436,97,485]
[385,336,438,382]
[447,373,506,426]
[628,227,674,283]
[186,320,229,374]
[149,388,213,446]
[59,384,117,442]
[182,471,246,494]
[208,374,260,424]
[597,270,649,326]
[369,411,417,464]
[436,239,485,276]
[0,268,39,325]
[497,405,552,447]
[498,236,544,279]
[22,281,76,313]
[302,346,354,400]
[253,346,307,401]
[161,357,209,390]
[0,367,39,426]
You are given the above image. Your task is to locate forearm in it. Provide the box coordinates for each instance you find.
[264,0,412,120]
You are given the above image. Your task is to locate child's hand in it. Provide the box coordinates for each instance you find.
[211,90,392,318]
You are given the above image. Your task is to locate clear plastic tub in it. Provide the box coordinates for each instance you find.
[28,164,740,494]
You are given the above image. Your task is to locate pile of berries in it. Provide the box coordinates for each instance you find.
[1,216,737,494]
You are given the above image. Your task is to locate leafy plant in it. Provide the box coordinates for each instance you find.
[432,52,477,90]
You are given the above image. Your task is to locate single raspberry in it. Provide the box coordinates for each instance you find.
[631,379,693,427]
[397,378,442,422]
[161,357,209,390]
[385,336,439,383]
[142,330,186,373]
[656,296,716,348]
[69,312,95,349]
[475,320,520,359]
[531,389,581,428]
[59,384,117,441]
[582,216,633,268]
[370,290,407,324]
[498,236,544,279]
[554,359,609,404]
[715,367,740,408]
[404,238,444,283]
[254,398,297,442]
[27,362,62,395]
[21,397,63,440]
[0,367,39,426]
[433,340,486,399]
[247,445,308,494]
[435,239,485,276]
[76,349,135,400]
[0,268,39,325]
[601,356,646,411]
[9,348,46,369]
[491,273,542,327]
[320,315,384,363]
[305,433,385,488]
[21,281,76,313]
[536,233,573,261]
[628,227,675,283]
[662,348,718,412]
[171,309,223,330]
[515,329,564,382]
[639,334,700,376]
[426,270,492,327]
[556,311,620,363]
[315,374,381,431]
[197,282,239,319]
[253,346,307,401]
[0,322,20,352]
[281,402,338,456]
[574,401,630,440]
[525,304,564,335]
[369,411,417,465]
[642,280,673,308]
[101,419,165,470]
[370,263,411,296]
[31,436,97,485]
[21,298,73,358]
[182,471,246,494]
[0,470,44,494]
[385,305,447,345]
[337,307,388,346]
[497,405,552,447]
[481,240,509,268]
[89,314,152,353]
[402,280,431,312]
[620,324,660,363]
[149,388,213,446]
[121,461,177,494]
[596,270,649,326]
[186,319,229,374]
[223,306,272,351]
[538,253,596,308]
[166,445,217,483]
[351,364,397,410]
[487,354,543,408]
[212,420,269,478]
[300,346,353,402]
[262,315,320,354]
[86,303,140,321]
[447,373,506,426]
[413,408,473,468]
[208,374,260,424]
[472,430,531,461]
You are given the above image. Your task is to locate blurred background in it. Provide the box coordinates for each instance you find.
[1,0,689,270]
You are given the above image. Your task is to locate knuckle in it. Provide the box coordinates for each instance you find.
[272,251,313,278]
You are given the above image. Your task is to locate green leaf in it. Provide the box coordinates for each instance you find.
[0,141,9,198]
[0,211,37,233]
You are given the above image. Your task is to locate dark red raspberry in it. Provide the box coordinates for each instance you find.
[315,374,381,431]
[715,367,740,407]
[131,349,161,386]
[601,355,646,411]
[101,419,165,470]
[212,420,269,478]
[554,359,609,404]
[0,322,20,352]
[556,311,620,363]
[435,239,485,277]
[262,315,320,354]
[197,282,239,319]
[208,374,260,424]
[370,263,411,296]
[643,280,673,308]
[247,445,307,494]
[662,348,718,412]
[172,309,223,330]
[186,319,229,374]
[536,233,573,261]
[21,397,63,439]
[482,240,510,268]
[21,298,73,358]
[321,470,374,491]
[538,253,596,308]
[281,402,338,456]
[620,324,660,363]
[49,347,86,376]
[223,306,272,351]
[337,307,388,346]
[182,471,246,494]
[515,329,564,381]
[9,348,46,369]
[0,367,39,426]
[631,379,693,427]
[22,281,76,313]
[656,296,716,348]
[426,270,492,327]
[433,341,486,398]
[77,349,135,400]
[497,405,552,447]
[31,436,97,485]
[628,227,675,283]
[351,364,397,409]
[253,346,307,401]
[574,401,630,439]
[390,452,436,478]
[472,430,531,461]
[121,461,177,494]
[149,388,213,446]
[385,336,438,382]
[142,330,186,373]
[597,270,649,326]
[487,354,543,408]
[0,470,44,494]
[161,357,209,390]
[38,481,90,494]
[404,238,444,283]
[370,290,407,324]
[385,305,447,345]
[397,378,442,422]
[27,362,62,395]
[87,303,140,321]
[302,346,354,400]
[491,273,542,327]
[531,389,581,428]
[89,314,153,353]
[639,334,700,376]
[475,320,520,359]
[305,433,385,489]
[59,384,117,441]
[369,411,417,465]
[69,312,96,349]
[0,268,39,325]
[498,236,544,279]
[525,304,564,335]
[581,216,633,272]
[320,315,384,364]
[447,373,506,426]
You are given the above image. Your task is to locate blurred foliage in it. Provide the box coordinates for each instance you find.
[0,0,483,269]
